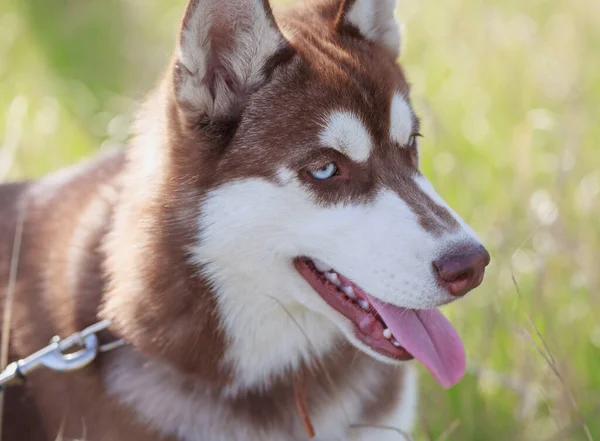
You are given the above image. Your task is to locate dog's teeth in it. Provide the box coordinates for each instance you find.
[392,340,401,347]
[359,299,370,310]
[313,259,331,273]
[325,272,341,286]
[383,328,392,339]
[342,285,356,299]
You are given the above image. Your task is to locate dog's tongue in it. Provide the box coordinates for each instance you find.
[367,295,466,388]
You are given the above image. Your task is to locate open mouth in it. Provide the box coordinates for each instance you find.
[294,257,467,388]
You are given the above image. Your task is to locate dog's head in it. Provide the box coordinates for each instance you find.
[106,0,489,391]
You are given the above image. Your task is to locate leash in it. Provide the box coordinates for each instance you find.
[0,320,124,390]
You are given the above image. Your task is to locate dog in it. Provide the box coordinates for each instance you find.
[0,0,490,439]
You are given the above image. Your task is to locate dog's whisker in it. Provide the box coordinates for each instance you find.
[349,348,362,370]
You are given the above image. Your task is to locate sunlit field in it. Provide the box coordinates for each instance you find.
[1,0,599,440]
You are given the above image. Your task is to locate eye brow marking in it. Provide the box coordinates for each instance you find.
[320,110,373,162]
[390,93,415,147]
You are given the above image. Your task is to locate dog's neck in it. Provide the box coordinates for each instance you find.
[100,336,408,441]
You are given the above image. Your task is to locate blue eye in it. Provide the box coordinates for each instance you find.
[309,163,337,180]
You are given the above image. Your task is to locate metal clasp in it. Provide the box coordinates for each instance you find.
[0,320,122,389]
[38,333,99,372]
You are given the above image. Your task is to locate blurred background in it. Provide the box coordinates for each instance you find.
[0,0,599,439]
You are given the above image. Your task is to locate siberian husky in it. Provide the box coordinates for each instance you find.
[0,0,490,439]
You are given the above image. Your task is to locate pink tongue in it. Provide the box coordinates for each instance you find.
[367,295,466,388]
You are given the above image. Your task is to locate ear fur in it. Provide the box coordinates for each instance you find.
[174,0,288,122]
[335,0,402,57]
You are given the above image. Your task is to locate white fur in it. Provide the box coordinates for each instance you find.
[390,93,414,146]
[191,173,480,391]
[320,111,372,163]
[351,364,419,441]
[377,364,419,441]
[106,349,416,441]
[345,0,402,56]
[177,0,284,117]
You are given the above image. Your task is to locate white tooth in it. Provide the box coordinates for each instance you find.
[359,299,370,310]
[392,340,401,347]
[313,259,331,273]
[342,285,356,299]
[383,329,392,339]
[325,272,341,286]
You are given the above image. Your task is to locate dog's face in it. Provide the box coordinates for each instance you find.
[157,0,490,389]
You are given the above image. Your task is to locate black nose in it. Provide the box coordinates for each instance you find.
[433,244,491,297]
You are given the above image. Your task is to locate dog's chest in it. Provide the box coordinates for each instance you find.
[103,351,417,441]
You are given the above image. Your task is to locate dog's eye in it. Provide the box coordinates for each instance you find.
[408,133,423,147]
[309,163,337,180]
[407,133,422,168]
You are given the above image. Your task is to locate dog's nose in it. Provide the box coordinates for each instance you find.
[433,244,491,297]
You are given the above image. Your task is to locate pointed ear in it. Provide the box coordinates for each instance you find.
[335,0,401,57]
[174,0,289,123]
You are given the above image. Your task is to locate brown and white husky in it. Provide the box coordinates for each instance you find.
[0,0,490,439]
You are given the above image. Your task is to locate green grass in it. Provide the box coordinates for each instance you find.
[1,0,599,440]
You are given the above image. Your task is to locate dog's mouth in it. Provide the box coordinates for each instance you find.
[294,257,467,388]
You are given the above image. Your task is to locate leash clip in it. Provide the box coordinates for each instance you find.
[0,320,121,389]
[40,333,99,372]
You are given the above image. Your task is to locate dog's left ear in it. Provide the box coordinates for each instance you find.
[173,0,288,124]
[335,0,401,57]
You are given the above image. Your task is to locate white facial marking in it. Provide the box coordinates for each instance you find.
[390,93,414,146]
[190,169,484,388]
[320,111,372,162]
[276,167,295,185]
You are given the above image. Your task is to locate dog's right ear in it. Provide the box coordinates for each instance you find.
[173,0,288,124]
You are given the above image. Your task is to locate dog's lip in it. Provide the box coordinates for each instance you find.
[293,257,414,361]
